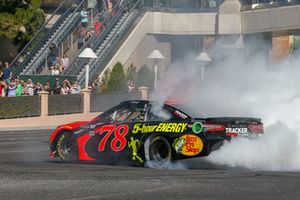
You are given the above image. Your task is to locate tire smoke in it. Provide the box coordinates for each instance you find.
[151,46,300,171]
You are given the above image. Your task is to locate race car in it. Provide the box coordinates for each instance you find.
[49,100,264,167]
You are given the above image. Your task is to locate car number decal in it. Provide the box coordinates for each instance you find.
[94,124,129,152]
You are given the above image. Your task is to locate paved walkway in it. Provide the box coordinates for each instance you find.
[0,112,101,131]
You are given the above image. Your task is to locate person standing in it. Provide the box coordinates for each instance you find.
[80,8,89,28]
[7,80,17,97]
[2,62,11,84]
[15,79,24,96]
[61,53,70,70]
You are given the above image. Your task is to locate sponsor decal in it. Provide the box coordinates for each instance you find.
[192,122,203,134]
[172,134,203,156]
[128,137,143,163]
[173,110,188,119]
[225,127,248,136]
[132,123,188,134]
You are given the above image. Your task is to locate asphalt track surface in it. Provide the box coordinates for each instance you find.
[0,130,299,200]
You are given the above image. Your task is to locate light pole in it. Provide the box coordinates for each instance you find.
[78,48,97,89]
[148,50,165,90]
[196,52,212,81]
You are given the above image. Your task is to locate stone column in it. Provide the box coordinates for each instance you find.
[218,0,242,34]
[81,89,91,113]
[138,86,149,100]
[38,91,49,117]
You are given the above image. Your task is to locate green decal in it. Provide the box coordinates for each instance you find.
[172,138,185,154]
[192,122,203,134]
[128,137,143,163]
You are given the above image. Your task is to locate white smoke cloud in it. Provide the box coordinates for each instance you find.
[150,38,300,171]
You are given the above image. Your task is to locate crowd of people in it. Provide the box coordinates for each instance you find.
[48,43,70,75]
[0,78,85,98]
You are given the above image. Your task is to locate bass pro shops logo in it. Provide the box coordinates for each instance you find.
[172,134,203,156]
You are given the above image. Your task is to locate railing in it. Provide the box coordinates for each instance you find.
[11,0,69,78]
[21,1,87,75]
[240,0,300,10]
[143,0,222,12]
[0,96,40,119]
[48,94,83,115]
[84,0,144,84]
[91,91,141,112]
[64,0,124,76]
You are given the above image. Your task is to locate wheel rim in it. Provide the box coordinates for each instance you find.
[61,138,73,156]
[150,138,171,164]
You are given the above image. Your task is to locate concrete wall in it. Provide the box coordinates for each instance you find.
[124,35,171,75]
[152,12,217,35]
[242,5,300,33]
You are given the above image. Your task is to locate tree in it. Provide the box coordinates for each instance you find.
[136,65,154,89]
[100,68,111,92]
[0,0,45,51]
[126,63,137,83]
[107,62,127,91]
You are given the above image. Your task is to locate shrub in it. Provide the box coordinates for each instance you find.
[106,62,127,91]
[136,64,154,89]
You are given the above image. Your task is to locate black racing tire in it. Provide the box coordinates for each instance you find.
[56,132,78,162]
[144,136,172,168]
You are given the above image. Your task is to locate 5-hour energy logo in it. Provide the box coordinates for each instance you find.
[132,123,188,134]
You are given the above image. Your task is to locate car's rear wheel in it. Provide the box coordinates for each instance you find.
[56,132,78,162]
[144,136,172,168]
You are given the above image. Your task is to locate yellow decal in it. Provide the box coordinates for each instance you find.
[132,123,188,134]
[173,134,203,156]
[128,137,143,163]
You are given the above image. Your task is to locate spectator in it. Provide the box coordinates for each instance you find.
[127,80,135,92]
[51,66,60,75]
[78,30,85,50]
[2,62,11,84]
[7,80,17,97]
[94,18,105,36]
[49,43,58,68]
[0,81,7,97]
[44,80,52,94]
[84,30,93,44]
[80,8,89,28]
[34,82,44,95]
[21,82,30,96]
[15,79,24,96]
[108,0,113,14]
[61,80,71,94]
[70,81,81,94]
[0,61,3,81]
[26,79,35,96]
[61,53,70,70]
[88,80,95,91]
[53,78,61,94]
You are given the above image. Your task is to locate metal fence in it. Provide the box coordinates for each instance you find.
[91,91,141,112]
[0,96,41,119]
[48,94,83,115]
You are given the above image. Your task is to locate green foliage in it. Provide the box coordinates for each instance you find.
[136,65,154,89]
[100,68,111,92]
[126,63,137,83]
[0,0,44,51]
[106,62,127,92]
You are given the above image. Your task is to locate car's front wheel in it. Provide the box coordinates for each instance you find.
[144,136,172,168]
[56,132,78,162]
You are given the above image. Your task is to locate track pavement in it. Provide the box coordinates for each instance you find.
[0,129,299,200]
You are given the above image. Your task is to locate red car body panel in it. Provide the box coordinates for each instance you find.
[49,121,89,143]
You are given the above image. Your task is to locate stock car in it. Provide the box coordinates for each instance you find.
[49,100,264,167]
